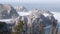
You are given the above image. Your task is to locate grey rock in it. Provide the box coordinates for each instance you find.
[15,6,27,12]
[0,4,19,19]
[26,9,57,34]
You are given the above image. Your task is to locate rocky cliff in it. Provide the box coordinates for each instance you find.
[0,4,19,19]
[27,9,57,34]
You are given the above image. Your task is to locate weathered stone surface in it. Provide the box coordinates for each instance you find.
[0,4,19,19]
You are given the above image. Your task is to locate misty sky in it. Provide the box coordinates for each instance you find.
[0,0,60,11]
[0,0,60,4]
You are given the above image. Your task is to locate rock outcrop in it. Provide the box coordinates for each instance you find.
[24,9,57,34]
[0,4,19,19]
[15,6,27,12]
[27,9,53,27]
[15,8,57,34]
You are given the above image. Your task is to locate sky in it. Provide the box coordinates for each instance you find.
[0,0,60,11]
[0,0,60,4]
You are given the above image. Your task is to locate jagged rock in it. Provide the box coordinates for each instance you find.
[15,6,27,12]
[0,4,19,19]
[26,9,57,34]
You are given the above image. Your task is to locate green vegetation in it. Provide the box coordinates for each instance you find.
[15,20,24,31]
[11,20,24,34]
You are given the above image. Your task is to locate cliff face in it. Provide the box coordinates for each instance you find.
[27,9,54,27]
[27,10,57,34]
[18,9,56,28]
[0,4,19,19]
[17,9,57,34]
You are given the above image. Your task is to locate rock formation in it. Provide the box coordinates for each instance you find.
[15,6,27,12]
[0,4,19,19]
[23,9,57,34]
